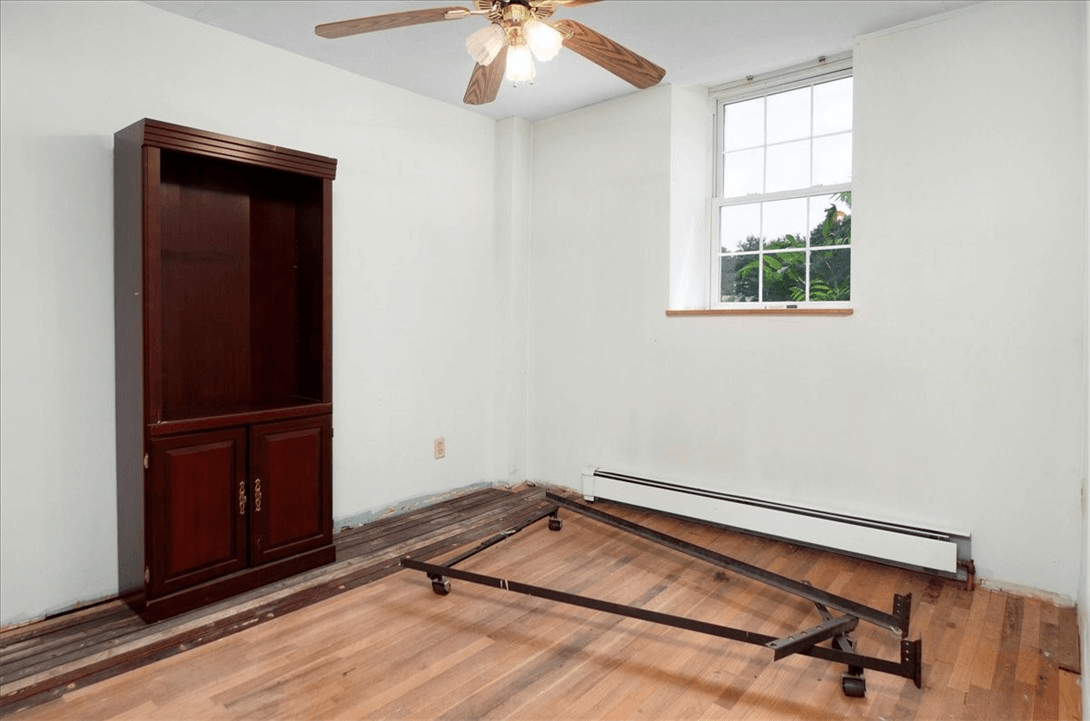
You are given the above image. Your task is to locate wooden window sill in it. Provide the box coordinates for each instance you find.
[665,308,853,317]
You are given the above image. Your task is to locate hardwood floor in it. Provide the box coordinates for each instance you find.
[0,486,557,714]
[1,486,1082,720]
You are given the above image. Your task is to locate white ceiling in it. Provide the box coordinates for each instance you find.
[144,1,978,122]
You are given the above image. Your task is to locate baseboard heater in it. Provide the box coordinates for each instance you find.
[582,468,972,581]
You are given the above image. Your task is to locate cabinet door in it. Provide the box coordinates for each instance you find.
[249,416,332,565]
[148,428,248,596]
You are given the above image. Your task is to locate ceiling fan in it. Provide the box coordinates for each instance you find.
[315,1,666,105]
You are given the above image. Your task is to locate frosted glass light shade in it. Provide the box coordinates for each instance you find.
[524,19,562,61]
[466,24,506,66]
[505,43,536,84]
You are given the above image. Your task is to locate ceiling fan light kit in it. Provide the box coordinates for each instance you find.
[505,43,536,84]
[315,0,666,106]
[524,18,563,61]
[466,23,507,66]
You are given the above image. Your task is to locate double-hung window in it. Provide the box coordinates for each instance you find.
[713,55,853,308]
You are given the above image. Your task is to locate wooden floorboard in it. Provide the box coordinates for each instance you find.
[1,485,1082,720]
[0,485,552,714]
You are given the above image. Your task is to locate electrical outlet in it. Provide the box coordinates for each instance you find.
[434,437,445,460]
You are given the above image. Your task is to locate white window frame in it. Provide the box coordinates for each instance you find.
[711,53,854,311]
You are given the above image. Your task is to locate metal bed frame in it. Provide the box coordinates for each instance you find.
[400,492,923,697]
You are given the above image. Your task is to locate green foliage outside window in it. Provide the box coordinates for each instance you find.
[722,192,851,303]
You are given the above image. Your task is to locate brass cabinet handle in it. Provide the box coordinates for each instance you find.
[254,478,262,512]
[238,480,246,515]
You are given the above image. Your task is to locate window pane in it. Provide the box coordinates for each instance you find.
[812,132,852,186]
[766,140,809,192]
[721,254,760,302]
[807,194,833,231]
[809,248,851,300]
[762,197,807,248]
[723,97,764,151]
[813,77,853,136]
[762,250,806,302]
[723,147,764,197]
[809,194,851,247]
[720,203,762,252]
[766,87,810,144]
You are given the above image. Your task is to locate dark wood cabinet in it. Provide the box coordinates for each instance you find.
[114,119,337,621]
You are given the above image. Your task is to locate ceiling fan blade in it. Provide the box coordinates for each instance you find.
[315,7,470,39]
[552,19,665,90]
[463,52,507,105]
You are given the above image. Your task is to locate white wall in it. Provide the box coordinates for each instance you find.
[0,1,499,625]
[1082,4,1090,718]
[668,85,712,310]
[528,83,675,484]
[491,118,533,486]
[529,1,1088,598]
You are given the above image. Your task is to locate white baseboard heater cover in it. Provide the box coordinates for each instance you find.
[582,468,970,577]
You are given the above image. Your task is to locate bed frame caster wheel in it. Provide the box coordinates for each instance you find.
[431,578,451,596]
[841,673,866,698]
[548,516,563,531]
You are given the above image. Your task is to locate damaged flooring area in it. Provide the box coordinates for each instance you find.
[0,485,1082,720]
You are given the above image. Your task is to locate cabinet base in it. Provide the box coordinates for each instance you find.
[129,545,336,622]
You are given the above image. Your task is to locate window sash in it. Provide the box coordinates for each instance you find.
[715,186,852,306]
